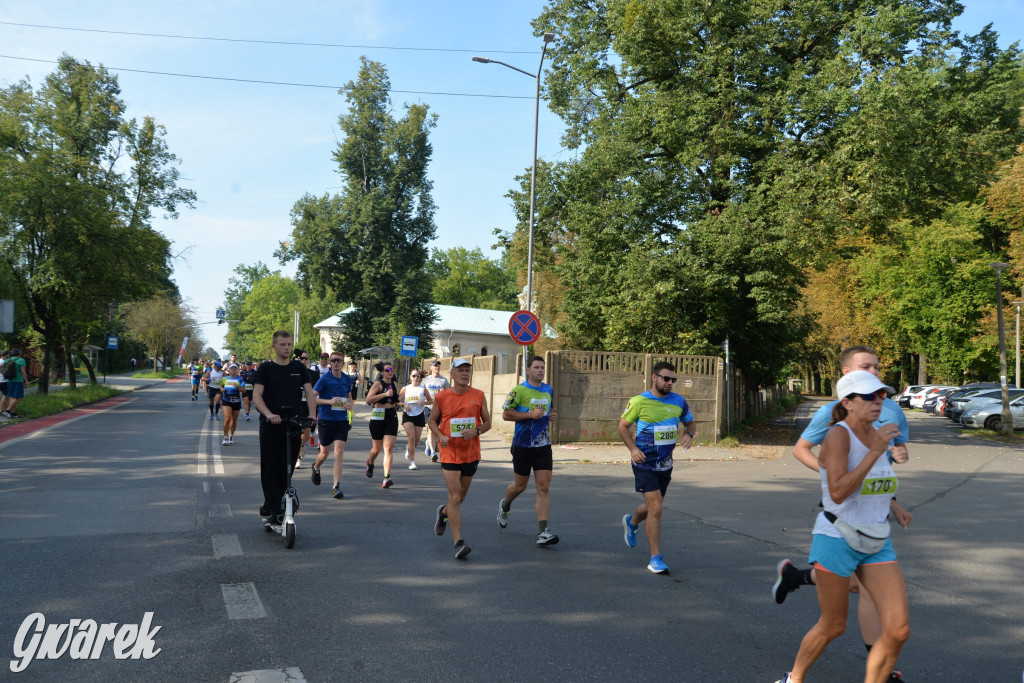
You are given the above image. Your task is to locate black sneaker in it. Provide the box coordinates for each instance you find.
[454,539,471,559]
[888,668,905,681]
[382,476,393,489]
[772,559,800,604]
[7,413,19,419]
[365,459,374,478]
[332,485,344,499]
[434,505,447,536]
[311,467,321,486]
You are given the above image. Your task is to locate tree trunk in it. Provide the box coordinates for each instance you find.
[37,345,52,394]
[62,339,77,390]
[917,353,927,384]
[77,351,97,383]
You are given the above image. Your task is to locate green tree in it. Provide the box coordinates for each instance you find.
[122,296,198,371]
[427,247,517,311]
[279,58,437,358]
[0,55,195,390]
[522,1,1023,384]
[223,262,271,353]
[228,273,302,361]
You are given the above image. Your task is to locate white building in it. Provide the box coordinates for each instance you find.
[314,304,527,372]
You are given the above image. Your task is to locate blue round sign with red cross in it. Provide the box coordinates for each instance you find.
[508,310,541,346]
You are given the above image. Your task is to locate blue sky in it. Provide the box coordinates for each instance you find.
[0,1,1021,356]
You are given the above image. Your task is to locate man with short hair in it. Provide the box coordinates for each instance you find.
[498,355,559,545]
[428,358,491,559]
[253,331,318,522]
[421,360,450,461]
[618,361,695,574]
[1,348,29,419]
[316,352,331,378]
[311,351,355,499]
[772,345,912,683]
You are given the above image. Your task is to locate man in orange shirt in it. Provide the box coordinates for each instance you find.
[427,358,491,559]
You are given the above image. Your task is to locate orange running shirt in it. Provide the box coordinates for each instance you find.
[433,387,486,464]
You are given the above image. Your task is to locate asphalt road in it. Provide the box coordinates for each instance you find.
[0,385,1021,681]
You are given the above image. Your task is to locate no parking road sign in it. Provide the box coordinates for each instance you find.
[508,310,541,346]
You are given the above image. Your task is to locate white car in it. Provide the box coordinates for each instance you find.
[909,385,956,409]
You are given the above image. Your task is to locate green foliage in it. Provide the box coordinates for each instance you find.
[279,58,437,358]
[121,296,199,372]
[521,1,1023,385]
[0,55,195,391]
[15,384,122,419]
[427,247,517,310]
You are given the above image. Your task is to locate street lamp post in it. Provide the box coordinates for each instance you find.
[990,263,1012,435]
[474,32,555,380]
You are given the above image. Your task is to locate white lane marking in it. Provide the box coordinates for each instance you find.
[221,583,267,620]
[212,434,225,474]
[209,504,232,517]
[212,534,242,559]
[229,668,306,682]
[212,481,224,492]
[0,397,140,451]
[202,481,209,493]
[197,418,209,475]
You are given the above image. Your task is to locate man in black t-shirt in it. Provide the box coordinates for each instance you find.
[253,331,318,520]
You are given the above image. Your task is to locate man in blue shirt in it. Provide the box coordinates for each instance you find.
[310,351,354,499]
[617,361,695,574]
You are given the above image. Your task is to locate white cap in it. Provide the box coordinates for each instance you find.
[451,358,472,368]
[837,370,894,397]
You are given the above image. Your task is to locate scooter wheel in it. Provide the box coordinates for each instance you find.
[284,522,295,549]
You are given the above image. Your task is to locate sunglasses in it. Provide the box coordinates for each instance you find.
[384,368,394,373]
[410,374,420,378]
[299,356,309,361]
[848,389,886,401]
[329,358,344,363]
[656,375,678,383]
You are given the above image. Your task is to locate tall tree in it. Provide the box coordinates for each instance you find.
[279,58,438,358]
[0,55,195,390]
[122,296,198,371]
[427,247,518,311]
[522,1,1023,384]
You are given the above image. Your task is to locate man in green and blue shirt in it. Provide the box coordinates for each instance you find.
[498,355,559,546]
[618,361,695,574]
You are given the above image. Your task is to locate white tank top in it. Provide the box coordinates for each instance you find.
[403,385,427,417]
[812,421,898,537]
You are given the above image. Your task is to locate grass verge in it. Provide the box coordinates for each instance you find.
[132,370,183,379]
[11,384,123,420]
[959,428,1024,445]
[716,394,803,453]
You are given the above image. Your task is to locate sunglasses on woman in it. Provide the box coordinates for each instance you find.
[847,389,886,401]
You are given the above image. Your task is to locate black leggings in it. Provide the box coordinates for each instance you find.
[259,424,302,515]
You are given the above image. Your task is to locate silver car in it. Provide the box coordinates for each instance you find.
[961,395,1024,431]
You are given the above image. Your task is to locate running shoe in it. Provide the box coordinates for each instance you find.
[774,675,793,683]
[191,396,196,401]
[7,413,20,419]
[222,437,230,446]
[887,669,904,682]
[382,476,393,489]
[434,505,447,536]
[772,559,801,605]
[405,451,410,461]
[311,467,322,486]
[0,410,10,418]
[245,413,251,421]
[425,445,433,458]
[332,485,344,499]
[497,499,510,528]
[408,461,418,470]
[365,459,374,478]
[228,436,233,444]
[294,458,303,469]
[537,528,559,545]
[430,454,439,463]
[623,514,638,548]
[209,414,215,421]
[647,554,670,574]
[454,540,471,559]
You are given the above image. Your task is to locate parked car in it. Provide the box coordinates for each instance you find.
[948,389,1020,422]
[962,395,1024,430]
[943,383,1018,419]
[909,385,956,409]
[923,388,958,414]
[956,390,1024,422]
[898,385,927,408]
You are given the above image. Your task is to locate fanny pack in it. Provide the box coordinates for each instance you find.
[824,511,890,554]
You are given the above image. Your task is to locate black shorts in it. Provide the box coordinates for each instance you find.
[632,465,672,496]
[0,383,6,397]
[207,387,221,398]
[222,399,242,410]
[440,460,480,477]
[511,445,553,476]
[318,419,350,446]
[369,414,399,440]
[402,412,426,427]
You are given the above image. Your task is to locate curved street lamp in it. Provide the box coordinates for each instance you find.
[474,31,555,379]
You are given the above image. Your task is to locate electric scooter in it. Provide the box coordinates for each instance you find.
[263,408,315,549]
